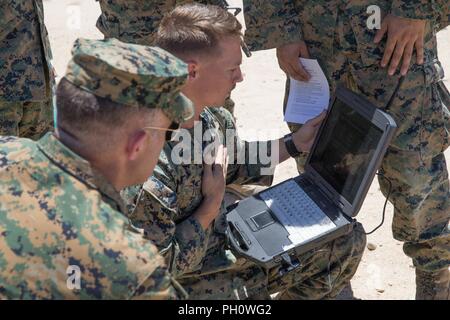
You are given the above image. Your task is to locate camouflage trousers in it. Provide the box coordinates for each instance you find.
[285,13,450,275]
[0,99,53,140]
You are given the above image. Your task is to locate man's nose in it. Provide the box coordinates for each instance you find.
[235,69,244,83]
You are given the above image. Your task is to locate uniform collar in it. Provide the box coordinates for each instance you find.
[37,133,127,213]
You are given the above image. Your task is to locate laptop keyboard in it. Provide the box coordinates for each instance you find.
[260,180,336,244]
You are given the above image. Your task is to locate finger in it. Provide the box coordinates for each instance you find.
[388,40,407,76]
[293,61,311,81]
[286,61,309,81]
[203,162,212,177]
[381,36,397,68]
[278,60,290,76]
[222,147,228,177]
[415,34,424,65]
[212,145,225,176]
[214,144,224,166]
[203,146,216,165]
[299,42,311,59]
[374,19,388,44]
[307,111,327,126]
[313,124,322,136]
[400,41,414,76]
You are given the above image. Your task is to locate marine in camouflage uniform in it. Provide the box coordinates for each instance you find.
[0,0,54,140]
[122,106,367,299]
[95,0,237,114]
[0,38,194,299]
[243,0,450,299]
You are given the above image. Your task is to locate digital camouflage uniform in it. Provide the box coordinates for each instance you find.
[95,0,236,114]
[243,0,450,299]
[436,0,450,29]
[0,38,195,299]
[122,106,367,299]
[0,0,54,140]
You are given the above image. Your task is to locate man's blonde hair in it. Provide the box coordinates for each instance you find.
[155,4,243,57]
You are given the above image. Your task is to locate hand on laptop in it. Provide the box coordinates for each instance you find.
[195,144,229,230]
[293,111,326,153]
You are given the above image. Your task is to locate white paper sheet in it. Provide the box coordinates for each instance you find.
[284,58,330,124]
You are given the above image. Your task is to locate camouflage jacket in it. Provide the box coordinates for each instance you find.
[439,0,449,29]
[122,107,274,277]
[243,0,448,52]
[96,0,226,45]
[0,134,183,299]
[0,0,54,102]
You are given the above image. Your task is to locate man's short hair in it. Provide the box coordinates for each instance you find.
[56,78,153,136]
[154,4,243,57]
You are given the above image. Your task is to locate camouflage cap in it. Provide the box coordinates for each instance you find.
[64,38,194,123]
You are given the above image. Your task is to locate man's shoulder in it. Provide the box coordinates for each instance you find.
[0,161,167,299]
[0,137,103,211]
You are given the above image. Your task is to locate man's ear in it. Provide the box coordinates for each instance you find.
[187,61,198,79]
[126,130,147,161]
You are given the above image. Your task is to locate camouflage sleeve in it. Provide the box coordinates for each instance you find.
[390,0,440,20]
[114,211,188,300]
[94,201,187,300]
[125,167,211,277]
[0,3,7,31]
[242,0,303,51]
[436,0,449,29]
[210,107,275,186]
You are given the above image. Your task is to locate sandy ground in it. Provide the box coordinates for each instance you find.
[43,0,450,300]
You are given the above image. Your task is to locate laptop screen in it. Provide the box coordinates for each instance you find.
[308,98,383,204]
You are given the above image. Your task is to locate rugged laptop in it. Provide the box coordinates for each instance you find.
[226,86,397,273]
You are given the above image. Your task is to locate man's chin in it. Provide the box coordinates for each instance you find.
[181,117,196,129]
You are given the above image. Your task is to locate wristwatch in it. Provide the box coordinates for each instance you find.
[283,133,302,158]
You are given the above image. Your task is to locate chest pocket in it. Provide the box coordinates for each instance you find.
[347,4,390,68]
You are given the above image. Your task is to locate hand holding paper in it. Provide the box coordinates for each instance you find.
[284,58,330,124]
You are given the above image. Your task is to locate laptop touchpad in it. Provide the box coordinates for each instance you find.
[250,211,274,230]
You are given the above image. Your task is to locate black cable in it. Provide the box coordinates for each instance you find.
[361,172,393,235]
[385,76,405,112]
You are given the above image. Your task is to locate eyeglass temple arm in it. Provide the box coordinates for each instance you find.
[220,2,253,57]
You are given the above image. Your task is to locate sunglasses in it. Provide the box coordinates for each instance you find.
[143,122,180,142]
[227,6,241,17]
[226,6,252,58]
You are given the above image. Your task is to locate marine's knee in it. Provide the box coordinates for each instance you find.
[404,233,450,271]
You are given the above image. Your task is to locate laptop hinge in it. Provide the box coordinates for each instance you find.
[315,181,336,206]
[303,172,351,218]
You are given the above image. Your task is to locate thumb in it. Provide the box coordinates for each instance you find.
[290,59,311,82]
[299,41,311,59]
[307,111,327,126]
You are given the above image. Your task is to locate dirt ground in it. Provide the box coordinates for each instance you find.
[43,0,450,300]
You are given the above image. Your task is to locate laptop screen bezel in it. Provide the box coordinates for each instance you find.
[303,86,396,218]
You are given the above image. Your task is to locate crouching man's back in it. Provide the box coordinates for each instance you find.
[0,37,194,300]
[0,135,176,299]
